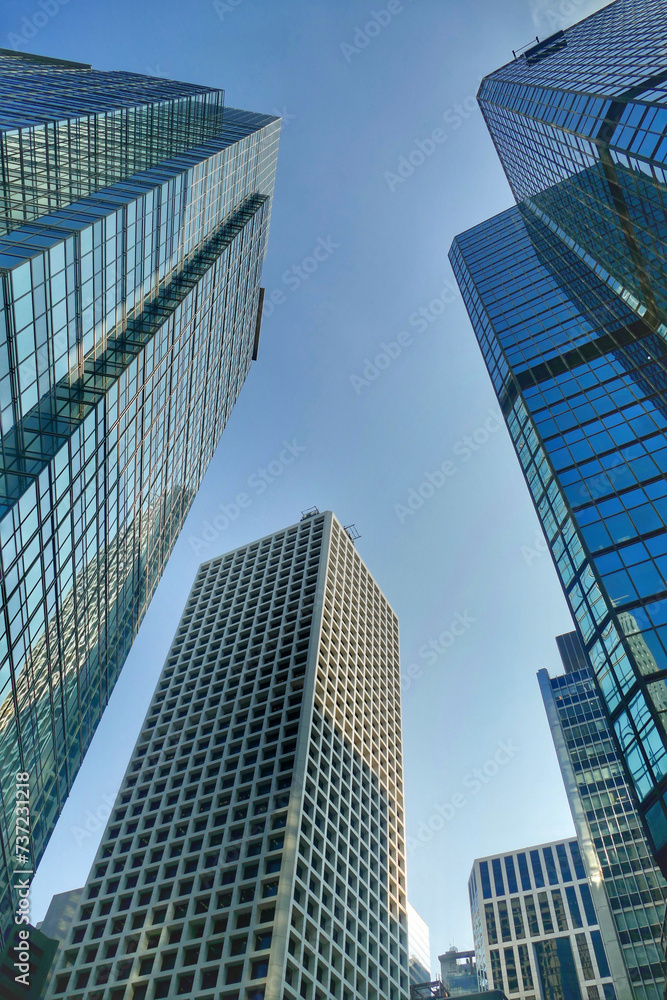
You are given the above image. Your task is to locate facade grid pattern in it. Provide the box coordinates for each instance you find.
[470,840,623,1000]
[45,512,409,1000]
[450,0,667,866]
[0,50,279,943]
[540,656,667,1000]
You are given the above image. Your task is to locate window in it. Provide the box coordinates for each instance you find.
[225,964,244,984]
[537,892,553,934]
[492,858,505,896]
[530,850,545,888]
[230,937,248,955]
[576,934,595,980]
[525,897,540,936]
[517,853,531,891]
[510,898,525,939]
[578,884,597,926]
[251,959,269,978]
[504,856,518,894]
[480,860,493,899]
[505,947,519,992]
[485,904,498,944]
[551,889,568,931]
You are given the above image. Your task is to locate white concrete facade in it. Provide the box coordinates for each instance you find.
[470,839,631,1000]
[45,511,408,1000]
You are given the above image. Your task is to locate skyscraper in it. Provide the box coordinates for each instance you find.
[469,839,631,1000]
[539,632,667,1000]
[44,511,409,1000]
[0,51,279,942]
[449,0,667,869]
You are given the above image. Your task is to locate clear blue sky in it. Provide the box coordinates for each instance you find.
[3,0,610,972]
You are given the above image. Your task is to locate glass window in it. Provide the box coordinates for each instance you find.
[556,843,573,882]
[590,930,610,978]
[490,950,504,993]
[525,897,540,937]
[517,853,532,891]
[518,943,534,990]
[492,858,506,896]
[578,884,597,926]
[576,934,595,980]
[551,889,568,931]
[530,850,545,888]
[505,948,519,993]
[565,886,583,928]
[480,860,493,899]
[543,846,559,884]
[505,856,519,894]
[511,898,525,939]
[498,900,512,942]
[485,903,498,944]
[538,892,554,934]
[569,841,586,880]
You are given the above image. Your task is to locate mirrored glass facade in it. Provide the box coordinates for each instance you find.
[450,0,667,869]
[540,632,667,1000]
[45,512,409,1000]
[0,52,279,943]
[478,0,667,333]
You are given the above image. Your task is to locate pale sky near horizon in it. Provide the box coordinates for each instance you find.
[1,0,611,973]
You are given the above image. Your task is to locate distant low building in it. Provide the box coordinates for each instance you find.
[470,839,632,1000]
[410,982,449,1000]
[439,946,479,995]
[38,889,83,945]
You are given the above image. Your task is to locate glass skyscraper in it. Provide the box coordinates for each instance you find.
[407,901,431,986]
[0,51,279,943]
[44,511,409,1000]
[540,632,667,1000]
[450,0,667,868]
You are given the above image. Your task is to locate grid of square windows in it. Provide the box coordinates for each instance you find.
[46,512,409,1000]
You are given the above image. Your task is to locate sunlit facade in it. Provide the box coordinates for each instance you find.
[45,512,409,1000]
[0,51,279,942]
[450,0,667,869]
